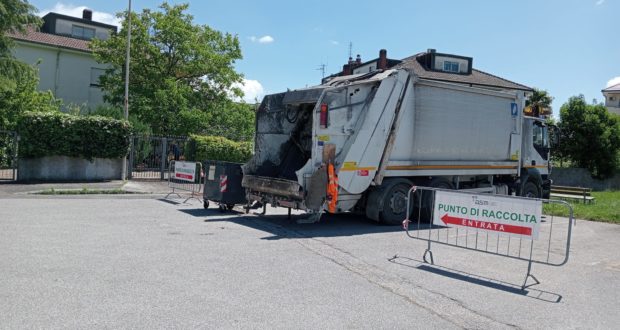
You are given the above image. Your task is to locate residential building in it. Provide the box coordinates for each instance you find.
[324,49,532,96]
[8,9,117,110]
[602,82,620,116]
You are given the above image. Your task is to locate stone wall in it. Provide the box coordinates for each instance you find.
[550,168,620,191]
[18,156,122,181]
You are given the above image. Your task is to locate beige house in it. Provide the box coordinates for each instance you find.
[602,82,620,116]
[8,10,116,110]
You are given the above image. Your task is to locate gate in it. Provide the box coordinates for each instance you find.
[128,135,190,180]
[0,131,18,181]
[402,186,574,290]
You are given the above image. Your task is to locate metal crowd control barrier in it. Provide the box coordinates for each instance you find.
[165,161,203,203]
[402,186,574,290]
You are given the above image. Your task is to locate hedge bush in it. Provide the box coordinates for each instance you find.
[188,134,252,163]
[18,112,132,160]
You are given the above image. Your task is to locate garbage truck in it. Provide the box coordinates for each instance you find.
[242,68,553,224]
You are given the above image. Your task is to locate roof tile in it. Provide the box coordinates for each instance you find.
[8,28,90,52]
[395,53,532,91]
[603,83,620,92]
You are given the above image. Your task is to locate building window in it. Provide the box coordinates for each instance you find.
[90,68,105,87]
[443,61,459,73]
[610,96,615,101]
[72,25,95,40]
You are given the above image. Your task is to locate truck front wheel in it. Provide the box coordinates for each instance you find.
[522,181,540,199]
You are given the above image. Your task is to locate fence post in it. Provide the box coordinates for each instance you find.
[160,137,167,180]
[128,136,135,179]
[12,132,18,181]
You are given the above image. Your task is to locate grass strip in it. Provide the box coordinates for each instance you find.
[544,190,620,223]
[35,188,133,195]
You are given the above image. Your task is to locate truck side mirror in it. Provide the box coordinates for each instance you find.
[549,125,560,148]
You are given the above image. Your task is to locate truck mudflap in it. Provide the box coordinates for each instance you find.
[242,175,304,200]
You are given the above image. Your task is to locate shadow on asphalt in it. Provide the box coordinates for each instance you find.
[389,255,563,303]
[157,196,435,238]
[235,213,403,238]
[173,203,408,238]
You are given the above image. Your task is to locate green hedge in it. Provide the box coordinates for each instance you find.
[188,134,252,163]
[18,112,132,160]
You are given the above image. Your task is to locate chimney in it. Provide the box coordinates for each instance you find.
[342,64,351,76]
[427,48,436,54]
[355,54,361,65]
[378,49,387,70]
[83,9,93,21]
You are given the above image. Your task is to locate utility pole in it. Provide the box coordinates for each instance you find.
[124,0,132,121]
[122,0,132,180]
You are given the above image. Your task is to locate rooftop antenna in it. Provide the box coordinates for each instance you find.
[317,61,327,78]
[348,42,353,59]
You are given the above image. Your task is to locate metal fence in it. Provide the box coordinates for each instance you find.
[165,160,203,203]
[402,186,574,290]
[128,135,190,180]
[0,131,18,181]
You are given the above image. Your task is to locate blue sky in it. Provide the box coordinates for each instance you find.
[31,0,619,112]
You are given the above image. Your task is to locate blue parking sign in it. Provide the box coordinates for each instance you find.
[511,103,518,117]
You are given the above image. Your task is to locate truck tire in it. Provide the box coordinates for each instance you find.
[429,177,454,190]
[379,178,414,225]
[414,177,455,222]
[203,200,210,209]
[522,181,540,199]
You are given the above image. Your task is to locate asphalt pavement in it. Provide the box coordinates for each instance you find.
[0,182,619,329]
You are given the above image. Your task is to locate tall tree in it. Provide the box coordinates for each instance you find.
[526,88,553,117]
[0,0,41,56]
[0,0,59,130]
[558,95,620,178]
[91,2,244,136]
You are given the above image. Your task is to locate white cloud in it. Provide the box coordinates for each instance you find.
[38,3,121,27]
[235,79,265,103]
[249,35,274,44]
[596,0,605,5]
[329,40,339,46]
[606,76,620,88]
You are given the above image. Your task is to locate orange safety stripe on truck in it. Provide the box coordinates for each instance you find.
[338,164,519,172]
[385,164,518,170]
[339,166,377,172]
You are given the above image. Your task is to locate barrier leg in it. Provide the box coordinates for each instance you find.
[522,239,540,290]
[165,187,182,200]
[423,240,434,265]
[522,259,540,290]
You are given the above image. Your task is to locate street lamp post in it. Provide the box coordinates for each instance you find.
[122,0,132,180]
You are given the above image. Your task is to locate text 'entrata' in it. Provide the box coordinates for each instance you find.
[440,214,532,235]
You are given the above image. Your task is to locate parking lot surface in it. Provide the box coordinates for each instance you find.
[1,195,619,329]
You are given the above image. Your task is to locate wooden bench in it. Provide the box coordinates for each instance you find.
[550,185,595,204]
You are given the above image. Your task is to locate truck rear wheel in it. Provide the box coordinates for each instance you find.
[414,177,455,222]
[379,178,414,225]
